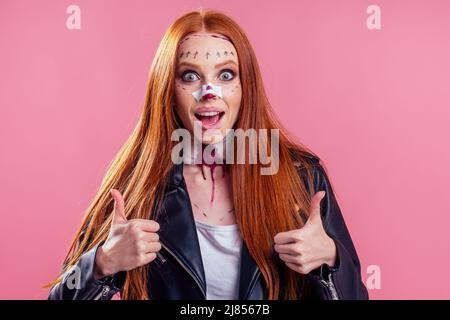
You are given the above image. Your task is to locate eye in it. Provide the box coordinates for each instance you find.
[181,70,200,82]
[219,69,235,81]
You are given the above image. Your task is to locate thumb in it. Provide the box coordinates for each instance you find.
[110,189,127,225]
[306,190,326,225]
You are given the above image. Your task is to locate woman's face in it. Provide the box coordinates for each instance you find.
[174,32,242,144]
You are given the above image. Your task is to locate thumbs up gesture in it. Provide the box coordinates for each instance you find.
[94,189,161,279]
[273,191,337,275]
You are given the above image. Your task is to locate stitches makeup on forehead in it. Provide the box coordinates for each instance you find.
[179,50,235,60]
[178,33,236,60]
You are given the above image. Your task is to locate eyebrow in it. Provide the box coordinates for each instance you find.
[177,59,238,69]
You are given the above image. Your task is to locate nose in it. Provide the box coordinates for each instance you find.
[201,83,218,101]
[192,82,223,102]
[201,92,217,101]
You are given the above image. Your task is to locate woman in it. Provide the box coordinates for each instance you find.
[48,9,368,300]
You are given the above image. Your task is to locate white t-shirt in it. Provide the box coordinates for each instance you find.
[194,219,243,300]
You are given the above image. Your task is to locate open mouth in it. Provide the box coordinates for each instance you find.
[194,111,225,128]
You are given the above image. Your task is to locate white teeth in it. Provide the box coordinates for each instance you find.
[196,111,220,116]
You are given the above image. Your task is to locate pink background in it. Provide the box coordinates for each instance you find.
[1,0,449,299]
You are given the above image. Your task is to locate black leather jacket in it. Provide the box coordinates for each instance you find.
[48,155,369,300]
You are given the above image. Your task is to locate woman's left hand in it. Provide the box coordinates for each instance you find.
[273,191,337,274]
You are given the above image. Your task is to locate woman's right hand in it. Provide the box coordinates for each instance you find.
[94,189,161,278]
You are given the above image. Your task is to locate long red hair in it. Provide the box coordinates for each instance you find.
[48,8,321,299]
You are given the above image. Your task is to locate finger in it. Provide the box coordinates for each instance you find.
[130,219,160,232]
[139,252,157,266]
[274,242,300,255]
[285,261,308,275]
[141,232,160,243]
[278,253,301,264]
[110,189,127,225]
[306,190,326,225]
[274,229,303,245]
[141,241,162,254]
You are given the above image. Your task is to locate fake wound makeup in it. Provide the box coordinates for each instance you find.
[179,50,235,59]
[192,82,223,102]
[198,159,225,203]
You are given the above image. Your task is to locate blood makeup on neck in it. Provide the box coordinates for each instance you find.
[197,148,225,203]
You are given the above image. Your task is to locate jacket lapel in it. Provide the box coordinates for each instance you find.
[238,241,261,299]
[157,162,261,299]
[157,162,207,296]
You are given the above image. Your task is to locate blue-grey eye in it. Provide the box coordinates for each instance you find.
[219,69,235,81]
[182,71,200,82]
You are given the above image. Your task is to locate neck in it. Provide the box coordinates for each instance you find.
[189,143,227,180]
[183,131,233,166]
[183,138,229,203]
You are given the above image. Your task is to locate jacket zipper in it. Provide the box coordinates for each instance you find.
[318,272,339,300]
[160,242,207,298]
[93,284,111,300]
